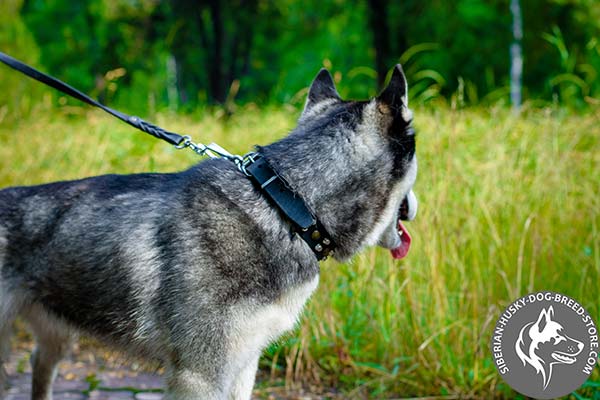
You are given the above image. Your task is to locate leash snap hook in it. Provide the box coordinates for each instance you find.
[174,136,211,158]
[203,142,235,159]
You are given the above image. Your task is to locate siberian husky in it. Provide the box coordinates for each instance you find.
[0,65,417,399]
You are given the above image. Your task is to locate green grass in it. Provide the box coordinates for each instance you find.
[1,103,599,398]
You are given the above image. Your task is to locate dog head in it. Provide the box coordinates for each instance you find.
[262,65,417,260]
[515,306,584,389]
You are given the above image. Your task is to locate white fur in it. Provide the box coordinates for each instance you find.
[226,274,319,399]
[364,156,417,247]
[229,356,259,400]
[125,222,162,343]
[229,274,318,355]
[401,106,413,124]
[0,226,6,256]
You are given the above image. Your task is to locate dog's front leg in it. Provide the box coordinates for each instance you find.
[229,355,259,400]
[164,368,227,400]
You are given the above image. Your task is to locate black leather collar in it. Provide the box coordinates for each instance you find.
[244,154,336,261]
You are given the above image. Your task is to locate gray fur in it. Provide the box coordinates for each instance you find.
[0,65,417,400]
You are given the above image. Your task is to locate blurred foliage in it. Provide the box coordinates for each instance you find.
[1,104,599,398]
[1,0,599,112]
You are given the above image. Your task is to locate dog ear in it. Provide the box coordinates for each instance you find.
[535,308,550,333]
[304,68,340,111]
[377,64,408,113]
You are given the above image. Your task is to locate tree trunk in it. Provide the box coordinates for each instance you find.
[227,0,257,90]
[510,0,523,110]
[367,0,391,88]
[208,0,225,103]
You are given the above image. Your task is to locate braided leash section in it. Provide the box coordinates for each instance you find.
[128,117,184,146]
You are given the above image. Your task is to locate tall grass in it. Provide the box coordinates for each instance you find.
[0,104,598,398]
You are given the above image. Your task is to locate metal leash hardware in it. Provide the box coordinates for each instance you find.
[174,135,258,175]
[239,151,259,176]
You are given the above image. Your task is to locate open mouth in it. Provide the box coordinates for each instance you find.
[552,351,577,364]
[390,192,416,260]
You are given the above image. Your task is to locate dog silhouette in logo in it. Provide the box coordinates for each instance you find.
[515,306,584,389]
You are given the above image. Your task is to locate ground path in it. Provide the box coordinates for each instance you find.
[4,340,340,400]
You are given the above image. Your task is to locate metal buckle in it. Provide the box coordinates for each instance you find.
[239,152,258,176]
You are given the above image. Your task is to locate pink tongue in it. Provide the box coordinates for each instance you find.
[391,220,412,259]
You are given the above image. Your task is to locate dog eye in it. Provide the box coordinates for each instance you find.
[554,336,564,344]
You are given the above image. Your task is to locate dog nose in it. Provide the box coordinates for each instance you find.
[399,190,417,221]
[578,342,584,351]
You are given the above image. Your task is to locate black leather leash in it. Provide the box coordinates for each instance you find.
[0,51,336,260]
[0,51,185,146]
